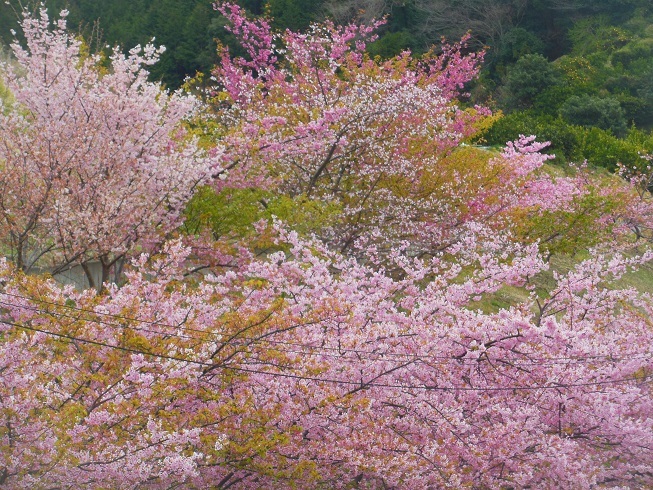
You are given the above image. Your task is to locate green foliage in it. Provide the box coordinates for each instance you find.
[496,28,545,65]
[578,127,647,170]
[559,95,628,136]
[240,0,266,14]
[503,54,562,109]
[183,187,266,238]
[0,10,17,47]
[612,38,653,69]
[531,85,584,116]
[481,112,581,163]
[182,187,342,240]
[568,16,631,56]
[0,79,8,102]
[555,56,600,92]
[0,46,15,109]
[367,31,416,59]
[637,67,653,114]
[615,91,651,127]
[0,79,12,109]
[519,191,619,258]
[482,112,649,170]
[174,3,219,80]
[266,0,322,31]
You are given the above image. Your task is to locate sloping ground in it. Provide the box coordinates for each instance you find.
[476,248,653,316]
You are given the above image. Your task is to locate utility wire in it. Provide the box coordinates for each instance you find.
[4,317,652,393]
[2,292,649,366]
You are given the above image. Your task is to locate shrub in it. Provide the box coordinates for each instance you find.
[495,27,545,65]
[481,112,581,163]
[482,112,647,170]
[612,38,653,68]
[504,54,562,109]
[559,94,628,136]
[578,126,645,170]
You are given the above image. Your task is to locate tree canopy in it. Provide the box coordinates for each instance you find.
[1,3,653,489]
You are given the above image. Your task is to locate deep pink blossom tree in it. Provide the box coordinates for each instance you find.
[209,2,502,256]
[0,9,211,287]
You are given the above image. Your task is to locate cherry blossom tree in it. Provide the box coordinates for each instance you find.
[0,4,652,489]
[208,2,502,257]
[1,230,652,488]
[0,9,211,288]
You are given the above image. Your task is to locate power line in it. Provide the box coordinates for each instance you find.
[0,299,206,342]
[2,291,220,338]
[6,319,211,367]
[2,291,650,366]
[0,292,653,364]
[4,317,652,393]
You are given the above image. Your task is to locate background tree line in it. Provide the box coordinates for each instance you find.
[1,0,653,168]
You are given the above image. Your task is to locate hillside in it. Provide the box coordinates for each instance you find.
[1,3,653,488]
